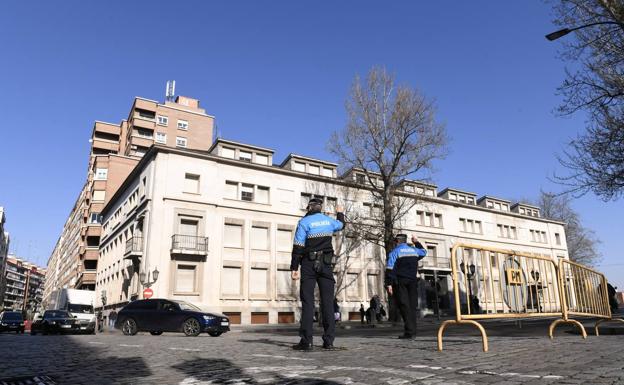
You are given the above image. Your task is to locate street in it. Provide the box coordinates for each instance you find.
[1,320,623,384]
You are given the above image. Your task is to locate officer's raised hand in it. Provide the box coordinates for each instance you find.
[336,205,344,213]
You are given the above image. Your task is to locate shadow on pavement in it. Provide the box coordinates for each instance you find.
[172,358,342,384]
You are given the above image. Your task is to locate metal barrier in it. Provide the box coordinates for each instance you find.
[551,259,624,337]
[437,244,623,352]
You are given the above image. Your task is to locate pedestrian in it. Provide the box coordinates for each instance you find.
[379,305,386,321]
[365,307,372,324]
[359,304,365,324]
[291,198,345,351]
[385,233,427,339]
[109,310,117,331]
[333,298,341,324]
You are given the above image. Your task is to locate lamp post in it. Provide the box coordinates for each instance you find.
[460,261,477,312]
[545,21,624,41]
[139,267,159,289]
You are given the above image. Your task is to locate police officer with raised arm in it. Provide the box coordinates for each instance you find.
[385,233,427,339]
[291,197,345,351]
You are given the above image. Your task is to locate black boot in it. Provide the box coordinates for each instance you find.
[292,341,313,351]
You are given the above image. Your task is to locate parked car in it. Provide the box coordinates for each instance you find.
[31,310,80,335]
[0,311,25,334]
[115,299,230,337]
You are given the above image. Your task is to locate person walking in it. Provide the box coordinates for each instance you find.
[359,304,366,324]
[385,233,427,339]
[291,198,345,351]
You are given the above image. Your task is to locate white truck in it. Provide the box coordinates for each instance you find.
[49,289,96,334]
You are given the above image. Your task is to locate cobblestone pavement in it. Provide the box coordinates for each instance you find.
[1,320,623,384]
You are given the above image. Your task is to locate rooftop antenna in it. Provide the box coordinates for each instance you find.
[165,80,176,102]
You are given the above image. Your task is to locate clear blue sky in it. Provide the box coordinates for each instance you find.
[1,1,622,288]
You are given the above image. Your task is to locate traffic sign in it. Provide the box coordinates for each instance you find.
[143,288,153,299]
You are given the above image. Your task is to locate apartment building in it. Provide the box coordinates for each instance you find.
[0,207,9,305]
[2,255,46,316]
[95,141,568,325]
[43,95,215,307]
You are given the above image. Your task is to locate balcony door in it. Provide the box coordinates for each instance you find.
[180,218,199,249]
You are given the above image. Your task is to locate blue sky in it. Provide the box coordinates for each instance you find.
[1,1,622,288]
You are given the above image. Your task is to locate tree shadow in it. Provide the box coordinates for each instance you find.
[172,358,342,384]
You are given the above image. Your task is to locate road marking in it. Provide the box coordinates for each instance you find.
[169,347,202,352]
[118,344,143,347]
[408,365,453,370]
[88,341,105,345]
[252,354,313,361]
[457,370,563,380]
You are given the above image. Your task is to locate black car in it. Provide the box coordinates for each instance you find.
[115,299,230,337]
[0,311,25,333]
[31,310,80,335]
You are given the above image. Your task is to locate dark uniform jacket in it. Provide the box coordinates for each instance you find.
[290,212,345,271]
[384,242,427,286]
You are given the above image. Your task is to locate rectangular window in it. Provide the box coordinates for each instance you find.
[224,224,243,248]
[250,226,269,250]
[176,136,187,148]
[155,132,167,144]
[222,267,241,295]
[177,120,189,130]
[434,214,442,228]
[222,147,235,159]
[94,168,108,180]
[250,268,268,296]
[136,128,153,138]
[241,184,254,201]
[157,115,168,126]
[92,190,106,201]
[89,213,101,224]
[184,173,200,193]
[255,154,269,165]
[555,233,561,245]
[460,218,466,232]
[256,186,269,204]
[300,193,311,210]
[346,273,360,297]
[325,197,337,212]
[225,181,238,199]
[277,229,293,252]
[179,218,199,236]
[308,165,320,175]
[367,274,378,298]
[322,168,333,177]
[239,151,252,162]
[356,174,366,184]
[277,269,292,295]
[175,264,196,293]
[293,161,305,172]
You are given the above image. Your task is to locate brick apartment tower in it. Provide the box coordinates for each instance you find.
[43,95,214,304]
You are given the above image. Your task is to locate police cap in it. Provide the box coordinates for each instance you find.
[308,198,323,205]
[394,233,408,242]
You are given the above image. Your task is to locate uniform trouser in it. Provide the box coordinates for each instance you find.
[395,278,419,336]
[299,258,335,346]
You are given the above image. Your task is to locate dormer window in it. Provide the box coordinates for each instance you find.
[293,161,305,172]
[356,174,366,184]
[239,151,252,162]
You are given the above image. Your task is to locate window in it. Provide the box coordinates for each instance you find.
[224,224,243,248]
[175,264,196,293]
[322,168,333,177]
[136,128,153,138]
[497,224,517,239]
[251,226,269,250]
[355,174,366,184]
[277,229,293,252]
[155,132,167,144]
[460,218,482,234]
[92,190,105,201]
[239,151,252,162]
[449,193,457,201]
[89,213,101,224]
[325,197,337,212]
[300,193,311,210]
[177,120,189,130]
[222,147,235,159]
[277,269,293,295]
[176,137,187,148]
[179,218,198,236]
[308,165,320,175]
[225,181,238,199]
[367,274,379,298]
[241,184,254,201]
[222,267,241,295]
[250,268,268,296]
[346,273,360,297]
[256,186,269,204]
[255,154,269,165]
[157,115,168,126]
[94,168,108,180]
[293,161,305,172]
[555,233,561,245]
[184,173,200,193]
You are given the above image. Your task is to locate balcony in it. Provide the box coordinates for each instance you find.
[131,117,156,130]
[171,235,208,256]
[124,236,143,259]
[420,257,451,270]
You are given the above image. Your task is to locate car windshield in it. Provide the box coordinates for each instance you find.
[44,311,70,319]
[68,304,94,314]
[2,312,22,321]
[174,301,201,311]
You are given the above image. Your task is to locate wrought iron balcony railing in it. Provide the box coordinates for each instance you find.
[124,236,143,256]
[171,234,209,254]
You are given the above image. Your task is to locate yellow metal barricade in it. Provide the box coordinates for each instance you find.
[552,259,624,337]
[438,244,564,352]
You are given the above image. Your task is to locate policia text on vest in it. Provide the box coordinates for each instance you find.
[385,234,427,339]
[290,198,345,351]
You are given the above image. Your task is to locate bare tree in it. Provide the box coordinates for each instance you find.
[536,191,601,266]
[328,67,448,258]
[551,0,624,200]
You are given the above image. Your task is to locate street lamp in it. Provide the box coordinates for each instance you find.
[140,267,159,288]
[100,290,107,306]
[545,21,624,41]
[459,261,477,311]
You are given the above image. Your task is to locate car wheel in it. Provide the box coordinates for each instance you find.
[182,318,201,337]
[122,318,138,336]
[150,331,163,336]
[208,331,222,337]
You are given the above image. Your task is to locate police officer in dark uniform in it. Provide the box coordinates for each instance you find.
[291,198,345,351]
[385,233,427,339]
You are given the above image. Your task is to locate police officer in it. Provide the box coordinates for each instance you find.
[385,233,427,339]
[291,198,345,351]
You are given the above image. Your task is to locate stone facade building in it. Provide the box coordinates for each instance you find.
[95,141,569,325]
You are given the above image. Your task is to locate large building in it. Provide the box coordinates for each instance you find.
[2,255,46,317]
[43,95,215,308]
[0,207,9,305]
[95,141,569,325]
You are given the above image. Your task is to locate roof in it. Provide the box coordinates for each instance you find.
[438,187,477,197]
[279,153,338,168]
[208,138,275,154]
[477,195,512,204]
